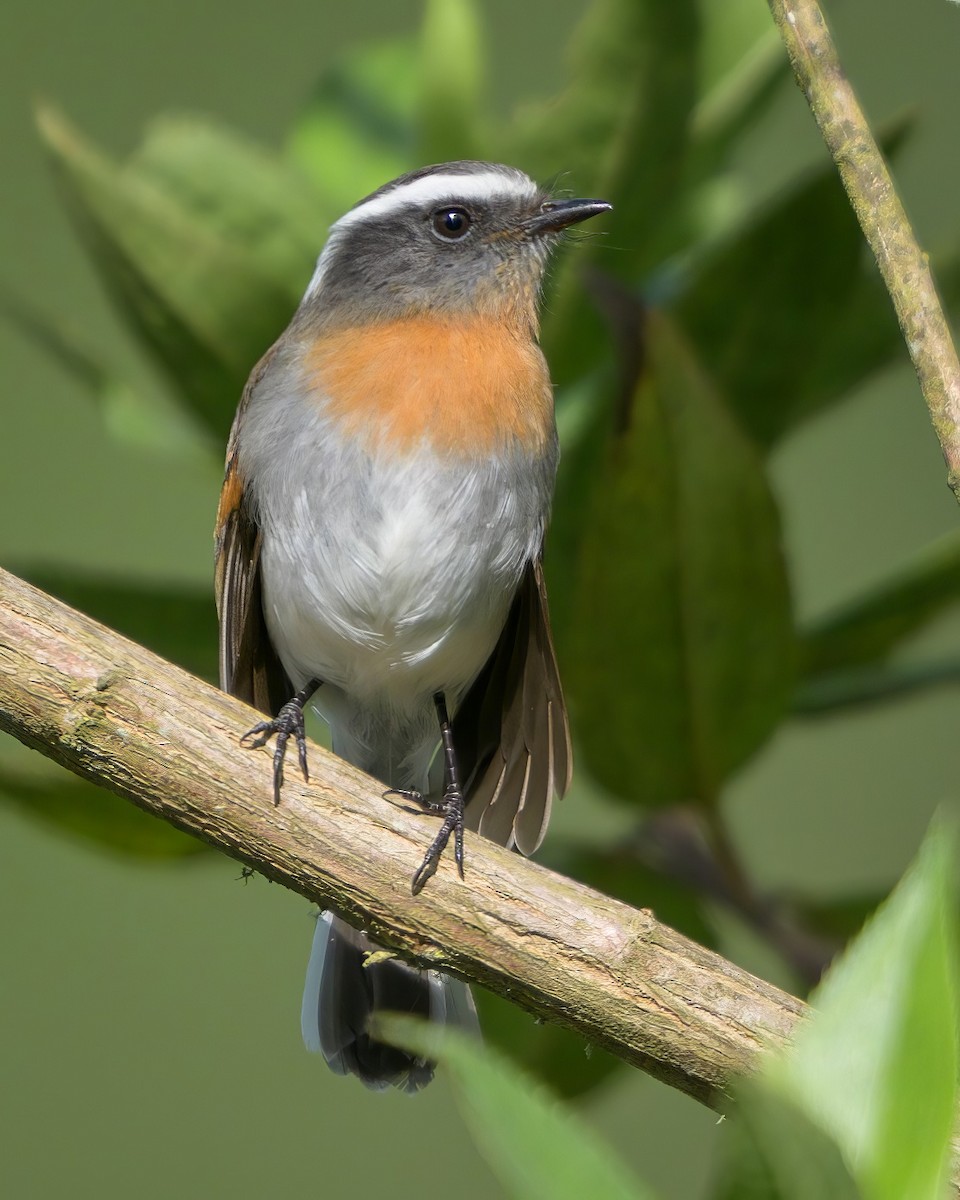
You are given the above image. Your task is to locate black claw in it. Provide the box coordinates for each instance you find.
[297,735,310,783]
[411,858,436,897]
[384,787,424,805]
[239,721,274,749]
[455,818,464,879]
[406,693,469,893]
[239,681,318,804]
[410,785,465,894]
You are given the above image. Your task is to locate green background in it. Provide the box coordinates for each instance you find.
[2,1,959,1197]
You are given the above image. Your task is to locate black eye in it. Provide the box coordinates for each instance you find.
[432,207,472,240]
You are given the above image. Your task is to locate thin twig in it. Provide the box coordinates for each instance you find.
[768,0,960,500]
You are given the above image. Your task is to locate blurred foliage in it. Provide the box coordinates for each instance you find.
[712,819,959,1200]
[377,1013,655,1200]
[761,820,960,1200]
[4,0,960,1171]
[563,308,795,805]
[0,766,205,859]
[382,821,959,1200]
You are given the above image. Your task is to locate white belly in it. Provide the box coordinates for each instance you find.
[244,405,552,785]
[260,452,526,708]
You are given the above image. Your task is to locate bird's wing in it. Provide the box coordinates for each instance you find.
[214,360,291,716]
[455,556,572,856]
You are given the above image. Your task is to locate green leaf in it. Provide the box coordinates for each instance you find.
[516,0,700,384]
[130,116,324,295]
[665,22,792,307]
[38,106,298,442]
[475,990,623,1099]
[692,0,787,164]
[563,310,795,807]
[520,0,699,264]
[416,0,485,163]
[374,1015,657,1200]
[793,660,960,717]
[0,766,207,859]
[791,893,885,946]
[547,374,618,640]
[0,285,213,459]
[792,261,901,423]
[697,0,781,98]
[16,567,218,683]
[766,820,960,1200]
[687,37,788,233]
[799,531,960,676]
[675,120,914,447]
[285,40,417,213]
[795,243,960,427]
[713,1082,863,1200]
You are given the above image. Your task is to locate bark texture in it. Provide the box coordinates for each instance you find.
[0,565,803,1106]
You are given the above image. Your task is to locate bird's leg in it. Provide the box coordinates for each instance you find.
[240,679,321,805]
[388,692,465,895]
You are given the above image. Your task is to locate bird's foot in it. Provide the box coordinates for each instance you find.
[392,783,464,896]
[240,697,310,805]
[383,691,466,894]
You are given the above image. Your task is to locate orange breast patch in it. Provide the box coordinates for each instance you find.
[303,315,554,456]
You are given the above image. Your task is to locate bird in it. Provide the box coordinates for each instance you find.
[214,160,610,1092]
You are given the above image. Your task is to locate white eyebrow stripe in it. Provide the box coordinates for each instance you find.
[333,171,538,231]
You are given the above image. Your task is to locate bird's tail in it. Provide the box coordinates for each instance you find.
[300,911,478,1093]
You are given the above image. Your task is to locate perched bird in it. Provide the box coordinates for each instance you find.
[215,160,609,1091]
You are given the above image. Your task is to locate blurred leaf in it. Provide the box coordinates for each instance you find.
[375,1015,656,1200]
[793,659,960,717]
[285,40,417,213]
[17,567,218,683]
[698,0,780,97]
[130,116,324,294]
[767,819,960,1200]
[657,22,790,322]
[475,990,623,1099]
[796,242,960,424]
[37,106,297,441]
[0,284,213,459]
[564,309,795,807]
[790,893,885,945]
[686,39,788,234]
[675,119,914,447]
[521,0,699,263]
[0,766,207,859]
[713,1082,863,1200]
[794,258,901,419]
[416,0,485,163]
[521,0,700,384]
[548,374,617,640]
[799,531,960,676]
[691,0,787,173]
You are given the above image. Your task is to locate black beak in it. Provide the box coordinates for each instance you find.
[526,198,612,235]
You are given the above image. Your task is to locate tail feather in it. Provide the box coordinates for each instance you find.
[301,912,478,1093]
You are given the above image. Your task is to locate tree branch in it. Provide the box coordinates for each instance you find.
[0,564,804,1106]
[768,0,960,501]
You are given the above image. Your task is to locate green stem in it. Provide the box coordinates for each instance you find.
[700,794,754,911]
[768,0,960,500]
